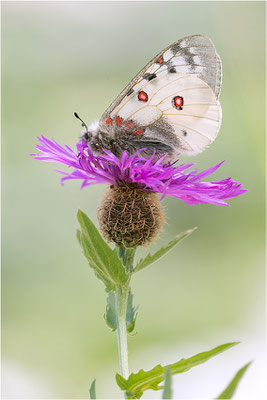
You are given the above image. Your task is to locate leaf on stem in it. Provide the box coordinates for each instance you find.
[162,367,172,399]
[134,227,197,273]
[216,361,252,399]
[89,379,96,399]
[116,245,136,273]
[116,342,239,399]
[77,210,129,292]
[126,289,138,333]
[104,289,137,333]
[104,292,117,331]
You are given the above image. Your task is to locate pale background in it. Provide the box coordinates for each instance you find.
[2,1,265,399]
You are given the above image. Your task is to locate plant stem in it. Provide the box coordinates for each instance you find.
[115,285,130,381]
[115,246,136,398]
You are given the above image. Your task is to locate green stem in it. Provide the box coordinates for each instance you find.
[115,285,130,380]
[115,245,136,398]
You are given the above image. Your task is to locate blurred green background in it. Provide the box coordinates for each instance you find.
[2,1,265,399]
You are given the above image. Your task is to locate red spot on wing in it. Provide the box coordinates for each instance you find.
[173,96,184,108]
[115,116,123,126]
[125,120,136,129]
[157,56,163,64]
[133,129,144,136]
[105,117,113,125]
[138,91,148,102]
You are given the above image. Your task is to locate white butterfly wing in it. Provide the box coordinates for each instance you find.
[151,74,222,154]
[98,35,222,156]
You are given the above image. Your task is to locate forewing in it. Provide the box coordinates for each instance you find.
[99,35,222,129]
[99,35,222,155]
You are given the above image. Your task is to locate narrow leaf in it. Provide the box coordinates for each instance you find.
[162,367,172,399]
[116,244,136,272]
[77,210,128,291]
[134,228,197,273]
[126,289,138,333]
[104,292,117,331]
[217,361,252,399]
[104,289,137,333]
[89,379,96,399]
[116,373,127,390]
[116,342,239,399]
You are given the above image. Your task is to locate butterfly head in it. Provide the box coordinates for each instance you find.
[80,120,104,154]
[74,112,101,153]
[75,112,117,155]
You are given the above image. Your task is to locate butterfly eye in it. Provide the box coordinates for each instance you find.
[138,91,148,102]
[172,96,184,109]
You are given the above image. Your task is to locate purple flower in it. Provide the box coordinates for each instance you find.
[31,136,247,206]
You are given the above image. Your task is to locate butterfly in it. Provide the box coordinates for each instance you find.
[77,35,222,161]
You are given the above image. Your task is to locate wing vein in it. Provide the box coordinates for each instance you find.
[156,86,210,105]
[169,121,216,138]
[163,113,219,122]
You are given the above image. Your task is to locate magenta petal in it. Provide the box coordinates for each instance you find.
[31,136,247,206]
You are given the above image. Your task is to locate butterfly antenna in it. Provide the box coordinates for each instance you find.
[74,112,89,133]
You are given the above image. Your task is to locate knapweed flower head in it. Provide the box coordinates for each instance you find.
[32,136,247,246]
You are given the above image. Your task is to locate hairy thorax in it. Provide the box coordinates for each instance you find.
[80,120,176,161]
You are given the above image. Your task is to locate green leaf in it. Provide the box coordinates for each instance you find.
[77,210,128,292]
[217,361,252,399]
[104,292,117,331]
[126,289,138,333]
[116,245,136,272]
[162,367,172,399]
[116,342,239,399]
[89,379,96,399]
[104,289,137,333]
[116,373,127,390]
[134,227,197,273]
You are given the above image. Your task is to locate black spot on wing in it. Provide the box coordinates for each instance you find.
[182,129,187,136]
[168,67,176,73]
[181,48,195,68]
[170,43,197,70]
[143,72,157,81]
[171,43,182,53]
[165,36,222,98]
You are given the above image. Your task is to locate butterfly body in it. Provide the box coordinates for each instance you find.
[81,35,222,161]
